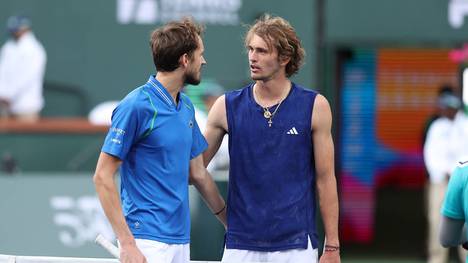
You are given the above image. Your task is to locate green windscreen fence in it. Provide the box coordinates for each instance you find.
[0,0,315,117]
[0,174,227,261]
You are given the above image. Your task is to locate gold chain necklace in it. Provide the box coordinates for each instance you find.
[262,100,284,127]
[254,85,287,128]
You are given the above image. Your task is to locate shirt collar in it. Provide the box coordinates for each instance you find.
[147,75,185,111]
[146,75,174,107]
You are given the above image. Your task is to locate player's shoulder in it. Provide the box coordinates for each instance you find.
[454,159,468,180]
[120,85,144,103]
[224,84,250,104]
[117,85,156,114]
[226,84,250,97]
[451,160,468,186]
[293,83,323,108]
[293,83,319,96]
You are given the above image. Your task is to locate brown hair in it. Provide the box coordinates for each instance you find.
[245,14,305,77]
[150,18,204,72]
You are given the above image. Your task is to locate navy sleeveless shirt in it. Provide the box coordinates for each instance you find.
[225,83,319,251]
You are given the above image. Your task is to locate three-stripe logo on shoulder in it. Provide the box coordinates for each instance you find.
[287,127,299,135]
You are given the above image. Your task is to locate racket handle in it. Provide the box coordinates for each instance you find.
[95,234,120,259]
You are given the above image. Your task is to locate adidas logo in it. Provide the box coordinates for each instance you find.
[287,127,299,135]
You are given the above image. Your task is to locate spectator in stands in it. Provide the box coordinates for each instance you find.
[0,15,46,122]
[422,85,456,148]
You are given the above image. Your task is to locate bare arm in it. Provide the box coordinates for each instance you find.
[189,154,227,228]
[439,215,467,247]
[93,152,146,263]
[203,95,228,167]
[313,95,340,263]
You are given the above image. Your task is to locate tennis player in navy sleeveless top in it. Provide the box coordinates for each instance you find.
[204,15,340,263]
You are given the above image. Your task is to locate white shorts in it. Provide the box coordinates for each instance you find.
[135,238,190,263]
[221,236,318,263]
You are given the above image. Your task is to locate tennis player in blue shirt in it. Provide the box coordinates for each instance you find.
[94,18,227,263]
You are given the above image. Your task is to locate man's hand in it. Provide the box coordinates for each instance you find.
[120,242,147,263]
[319,250,340,263]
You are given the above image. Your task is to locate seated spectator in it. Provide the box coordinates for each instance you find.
[0,15,47,122]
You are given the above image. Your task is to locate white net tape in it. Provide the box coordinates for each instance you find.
[0,255,218,263]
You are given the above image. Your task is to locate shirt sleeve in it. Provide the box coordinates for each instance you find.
[441,167,465,220]
[101,101,144,160]
[190,116,208,159]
